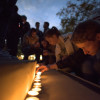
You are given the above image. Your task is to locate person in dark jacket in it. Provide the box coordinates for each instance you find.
[71,20,100,84]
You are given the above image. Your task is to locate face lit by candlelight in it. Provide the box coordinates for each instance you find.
[45,35,58,45]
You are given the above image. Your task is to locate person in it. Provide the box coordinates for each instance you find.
[35,22,43,42]
[71,20,100,83]
[41,39,56,65]
[22,28,39,59]
[36,27,76,73]
[6,5,22,56]
[21,15,30,38]
[43,22,49,35]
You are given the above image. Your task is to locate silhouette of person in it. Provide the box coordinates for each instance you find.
[35,22,43,42]
[6,5,22,56]
[43,22,49,35]
[21,15,30,38]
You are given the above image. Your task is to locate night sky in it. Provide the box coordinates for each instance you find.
[16,0,67,31]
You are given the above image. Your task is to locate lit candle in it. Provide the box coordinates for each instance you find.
[32,87,41,92]
[34,79,41,82]
[37,72,42,76]
[17,54,24,60]
[35,75,41,80]
[36,64,39,68]
[33,85,42,88]
[40,55,43,61]
[34,83,41,86]
[28,91,39,96]
[25,97,39,100]
[28,54,36,60]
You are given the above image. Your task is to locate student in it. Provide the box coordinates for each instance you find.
[22,28,39,59]
[36,27,76,73]
[71,20,100,83]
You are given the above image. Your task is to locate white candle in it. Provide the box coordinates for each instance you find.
[40,55,43,60]
[35,75,41,80]
[28,91,39,96]
[34,83,41,86]
[25,97,39,100]
[28,54,36,60]
[34,79,41,82]
[36,64,39,68]
[37,72,42,76]
[32,87,41,92]
[33,85,42,88]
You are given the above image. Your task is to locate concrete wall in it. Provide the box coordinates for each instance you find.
[0,61,37,100]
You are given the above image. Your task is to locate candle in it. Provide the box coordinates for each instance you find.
[40,55,43,61]
[33,85,42,88]
[28,91,39,96]
[37,72,42,76]
[25,97,39,100]
[32,87,41,92]
[34,79,41,82]
[34,83,41,86]
[17,54,24,60]
[36,64,39,68]
[35,75,41,80]
[28,54,36,60]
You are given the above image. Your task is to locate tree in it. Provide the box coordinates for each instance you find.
[57,0,100,34]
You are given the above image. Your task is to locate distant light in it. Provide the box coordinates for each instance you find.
[40,55,43,61]
[28,54,36,60]
[25,97,39,100]
[17,54,24,60]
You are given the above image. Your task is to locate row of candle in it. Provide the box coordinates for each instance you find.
[17,54,43,61]
[25,71,42,100]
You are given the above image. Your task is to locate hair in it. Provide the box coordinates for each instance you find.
[35,22,40,25]
[28,28,36,36]
[71,20,100,44]
[21,15,27,20]
[44,22,49,27]
[44,26,60,38]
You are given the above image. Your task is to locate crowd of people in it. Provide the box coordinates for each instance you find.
[36,9,100,85]
[0,3,100,85]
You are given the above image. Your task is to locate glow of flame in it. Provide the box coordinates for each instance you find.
[34,83,41,86]
[28,91,39,96]
[37,72,41,76]
[25,97,39,100]
[32,87,41,92]
[40,55,43,60]
[28,54,36,60]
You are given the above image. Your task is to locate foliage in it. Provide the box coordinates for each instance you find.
[57,0,100,33]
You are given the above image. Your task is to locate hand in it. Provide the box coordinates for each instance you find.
[36,65,49,74]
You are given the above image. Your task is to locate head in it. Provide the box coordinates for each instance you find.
[35,22,40,29]
[43,22,49,29]
[29,28,37,37]
[71,20,100,56]
[41,39,49,48]
[21,15,27,23]
[44,27,60,45]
